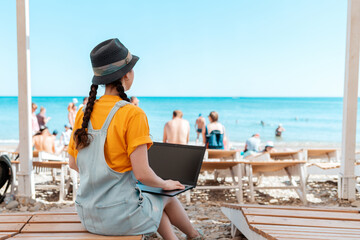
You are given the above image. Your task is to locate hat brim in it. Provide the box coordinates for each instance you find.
[92,55,139,85]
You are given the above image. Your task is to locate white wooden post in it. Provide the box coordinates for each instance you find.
[16,0,34,200]
[339,0,360,201]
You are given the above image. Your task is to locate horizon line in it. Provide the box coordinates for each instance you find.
[0,95,347,98]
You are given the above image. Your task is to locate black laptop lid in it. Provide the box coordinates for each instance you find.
[148,142,205,186]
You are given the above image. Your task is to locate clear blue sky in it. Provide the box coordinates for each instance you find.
[0,0,349,97]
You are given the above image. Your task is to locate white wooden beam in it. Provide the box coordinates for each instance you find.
[339,0,360,200]
[16,0,34,199]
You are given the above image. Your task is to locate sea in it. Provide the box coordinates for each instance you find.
[0,96,359,149]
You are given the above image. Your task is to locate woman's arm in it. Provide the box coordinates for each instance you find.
[130,144,184,191]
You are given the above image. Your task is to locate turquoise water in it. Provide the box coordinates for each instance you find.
[0,97,358,145]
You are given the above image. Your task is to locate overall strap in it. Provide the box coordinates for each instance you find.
[101,100,129,131]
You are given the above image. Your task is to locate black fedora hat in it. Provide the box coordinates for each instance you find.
[90,38,139,85]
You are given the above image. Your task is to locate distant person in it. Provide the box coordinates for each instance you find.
[275,124,286,137]
[32,126,55,153]
[68,104,77,128]
[36,106,51,128]
[52,130,58,138]
[204,111,227,149]
[262,141,276,153]
[79,97,89,109]
[130,96,139,106]
[72,98,79,105]
[31,103,40,135]
[60,124,72,147]
[163,110,190,144]
[244,133,261,153]
[195,114,206,143]
[260,120,265,127]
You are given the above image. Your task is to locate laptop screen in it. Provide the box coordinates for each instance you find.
[148,142,206,186]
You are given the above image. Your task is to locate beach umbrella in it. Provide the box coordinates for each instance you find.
[339,0,360,200]
[16,0,34,201]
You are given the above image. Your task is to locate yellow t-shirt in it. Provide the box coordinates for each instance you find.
[68,95,153,173]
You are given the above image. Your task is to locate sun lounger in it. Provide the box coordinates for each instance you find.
[307,149,339,163]
[185,150,243,203]
[241,159,308,204]
[241,150,307,204]
[305,149,344,181]
[0,212,142,239]
[221,203,360,239]
[11,160,73,201]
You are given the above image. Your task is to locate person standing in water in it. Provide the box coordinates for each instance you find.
[275,124,286,137]
[195,114,206,143]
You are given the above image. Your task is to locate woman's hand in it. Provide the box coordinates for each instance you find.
[163,180,185,191]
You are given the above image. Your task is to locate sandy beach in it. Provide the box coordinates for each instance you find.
[2,142,360,239]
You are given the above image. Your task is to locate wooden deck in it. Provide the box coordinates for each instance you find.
[0,212,142,239]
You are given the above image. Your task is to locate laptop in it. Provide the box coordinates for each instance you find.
[137,142,206,197]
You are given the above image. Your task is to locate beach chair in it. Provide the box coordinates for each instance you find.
[187,149,243,203]
[242,150,307,204]
[307,149,339,163]
[0,212,142,239]
[221,203,360,239]
[10,159,72,202]
[37,151,78,200]
[306,149,341,181]
[10,151,78,201]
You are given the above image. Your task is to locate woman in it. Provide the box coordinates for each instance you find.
[203,111,227,149]
[68,103,77,128]
[68,39,202,239]
[262,141,276,153]
[36,106,51,129]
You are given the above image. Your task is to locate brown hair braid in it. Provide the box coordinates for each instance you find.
[74,84,98,150]
[112,80,130,102]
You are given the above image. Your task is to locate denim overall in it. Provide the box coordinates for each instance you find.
[75,100,163,235]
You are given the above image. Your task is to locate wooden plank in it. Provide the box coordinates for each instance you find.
[222,203,360,213]
[242,207,360,221]
[32,161,68,169]
[207,149,238,159]
[33,212,77,215]
[241,161,306,165]
[252,163,299,174]
[307,149,337,158]
[247,215,360,229]
[9,233,142,239]
[0,233,17,240]
[21,223,87,233]
[269,233,359,240]
[253,224,360,235]
[29,215,80,223]
[270,151,300,159]
[0,216,31,223]
[0,224,25,232]
[0,214,32,217]
[201,161,241,170]
[313,163,340,170]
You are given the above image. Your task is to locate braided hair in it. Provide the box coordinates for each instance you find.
[73,80,130,150]
[113,79,130,102]
[74,84,98,150]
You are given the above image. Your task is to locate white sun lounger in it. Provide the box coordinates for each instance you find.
[222,203,360,239]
